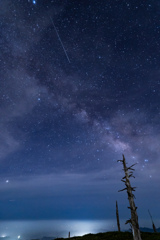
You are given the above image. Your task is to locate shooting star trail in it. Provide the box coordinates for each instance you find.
[50,17,71,63]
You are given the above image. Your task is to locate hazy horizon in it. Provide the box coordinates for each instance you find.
[0,219,159,240]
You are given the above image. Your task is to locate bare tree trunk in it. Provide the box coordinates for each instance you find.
[152,223,157,233]
[116,201,121,232]
[118,154,142,240]
[148,210,157,233]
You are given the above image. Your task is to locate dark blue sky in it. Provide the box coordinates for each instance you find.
[0,0,160,225]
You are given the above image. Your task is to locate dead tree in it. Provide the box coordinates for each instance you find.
[116,200,121,232]
[118,154,142,240]
[68,232,70,238]
[148,209,157,233]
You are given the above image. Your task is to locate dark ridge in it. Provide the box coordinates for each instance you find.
[55,231,160,240]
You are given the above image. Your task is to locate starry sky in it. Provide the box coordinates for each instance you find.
[0,0,160,225]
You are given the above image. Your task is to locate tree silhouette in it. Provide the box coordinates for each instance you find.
[116,200,121,232]
[118,154,142,240]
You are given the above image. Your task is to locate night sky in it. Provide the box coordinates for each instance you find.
[0,0,160,226]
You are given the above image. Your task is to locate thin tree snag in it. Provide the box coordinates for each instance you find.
[148,209,157,233]
[116,201,121,232]
[118,154,142,240]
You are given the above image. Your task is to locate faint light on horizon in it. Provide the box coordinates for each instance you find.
[17,235,20,239]
[66,220,116,237]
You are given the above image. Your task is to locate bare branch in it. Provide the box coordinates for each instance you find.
[118,187,127,192]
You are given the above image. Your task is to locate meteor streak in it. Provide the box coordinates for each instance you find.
[50,17,71,63]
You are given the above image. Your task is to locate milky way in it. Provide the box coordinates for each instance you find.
[0,0,160,224]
